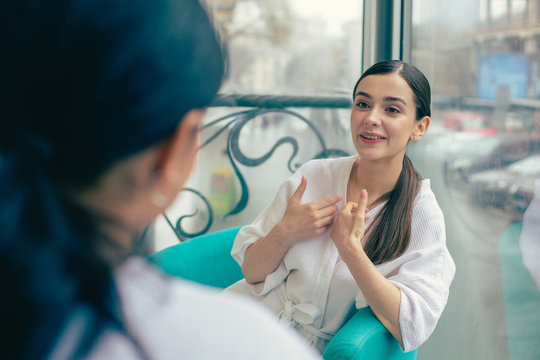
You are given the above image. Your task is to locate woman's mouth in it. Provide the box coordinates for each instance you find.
[360,134,385,140]
[359,134,386,144]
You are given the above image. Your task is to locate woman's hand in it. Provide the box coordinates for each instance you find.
[242,176,341,284]
[275,176,342,247]
[330,189,369,261]
[331,189,403,347]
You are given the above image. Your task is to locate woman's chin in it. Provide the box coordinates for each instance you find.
[355,149,381,161]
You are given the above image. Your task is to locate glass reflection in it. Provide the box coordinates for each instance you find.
[411,0,540,359]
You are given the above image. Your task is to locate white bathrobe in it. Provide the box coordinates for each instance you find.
[520,179,540,290]
[50,258,320,360]
[225,155,455,353]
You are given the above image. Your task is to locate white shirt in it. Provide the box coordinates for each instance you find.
[225,156,456,353]
[51,258,321,360]
[520,179,540,290]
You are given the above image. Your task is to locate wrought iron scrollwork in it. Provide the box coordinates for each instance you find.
[163,188,213,242]
[166,94,352,241]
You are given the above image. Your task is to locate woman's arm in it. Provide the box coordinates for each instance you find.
[330,190,404,347]
[242,176,342,284]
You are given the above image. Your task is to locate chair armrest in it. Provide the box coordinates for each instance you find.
[323,307,417,360]
[148,226,243,289]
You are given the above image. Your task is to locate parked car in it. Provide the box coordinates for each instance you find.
[468,153,540,221]
[443,111,497,136]
[443,134,540,189]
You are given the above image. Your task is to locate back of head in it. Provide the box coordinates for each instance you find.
[0,0,224,357]
[1,0,224,182]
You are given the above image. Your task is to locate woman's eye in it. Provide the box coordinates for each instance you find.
[356,101,369,109]
[387,106,400,113]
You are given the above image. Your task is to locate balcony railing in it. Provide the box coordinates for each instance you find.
[163,94,353,241]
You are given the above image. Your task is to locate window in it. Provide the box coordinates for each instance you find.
[410,0,540,358]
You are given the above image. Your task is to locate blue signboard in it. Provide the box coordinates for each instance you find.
[477,53,529,99]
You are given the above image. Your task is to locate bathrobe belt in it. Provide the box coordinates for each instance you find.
[277,284,334,341]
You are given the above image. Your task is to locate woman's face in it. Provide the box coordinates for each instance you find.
[350,73,428,165]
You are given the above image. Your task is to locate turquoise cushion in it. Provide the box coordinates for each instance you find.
[324,307,417,360]
[148,226,243,289]
[499,223,540,360]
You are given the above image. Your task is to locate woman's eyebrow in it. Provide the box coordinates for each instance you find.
[355,91,371,98]
[384,96,407,105]
[355,92,407,106]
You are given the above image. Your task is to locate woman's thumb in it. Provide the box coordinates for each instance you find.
[291,176,307,203]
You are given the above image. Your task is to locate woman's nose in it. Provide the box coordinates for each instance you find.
[364,108,381,126]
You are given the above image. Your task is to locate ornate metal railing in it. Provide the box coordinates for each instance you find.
[164,94,353,241]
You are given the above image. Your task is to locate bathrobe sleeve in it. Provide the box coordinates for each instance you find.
[230,167,304,296]
[356,182,456,352]
[390,188,455,352]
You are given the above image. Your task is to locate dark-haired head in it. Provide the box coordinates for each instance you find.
[0,0,224,358]
[353,60,431,121]
[351,60,430,265]
[1,0,224,184]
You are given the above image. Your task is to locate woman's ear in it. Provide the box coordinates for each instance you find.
[163,109,204,186]
[411,116,431,141]
[151,109,205,207]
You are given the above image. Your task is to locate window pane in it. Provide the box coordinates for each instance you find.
[154,0,363,249]
[210,0,363,95]
[410,0,540,359]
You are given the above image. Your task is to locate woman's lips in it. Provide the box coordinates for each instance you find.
[359,133,386,144]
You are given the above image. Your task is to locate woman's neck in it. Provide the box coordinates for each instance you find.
[348,156,403,208]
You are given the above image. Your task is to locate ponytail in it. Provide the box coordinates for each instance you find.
[363,154,422,265]
[0,151,119,358]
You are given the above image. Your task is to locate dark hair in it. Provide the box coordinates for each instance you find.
[352,60,430,264]
[0,0,224,358]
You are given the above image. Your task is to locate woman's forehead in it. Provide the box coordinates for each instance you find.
[355,73,414,103]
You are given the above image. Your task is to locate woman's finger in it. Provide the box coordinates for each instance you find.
[316,204,339,218]
[312,195,342,209]
[356,189,368,219]
[316,213,336,228]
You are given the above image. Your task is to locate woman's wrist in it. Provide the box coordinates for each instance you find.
[338,237,367,265]
[269,220,295,249]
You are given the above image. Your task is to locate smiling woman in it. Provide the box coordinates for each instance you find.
[224,60,455,354]
[351,74,428,164]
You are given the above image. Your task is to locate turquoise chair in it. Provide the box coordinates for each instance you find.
[148,226,417,360]
[498,223,540,360]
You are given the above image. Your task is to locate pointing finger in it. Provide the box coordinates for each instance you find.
[356,189,368,219]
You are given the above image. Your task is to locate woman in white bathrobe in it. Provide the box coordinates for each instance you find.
[225,60,456,353]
